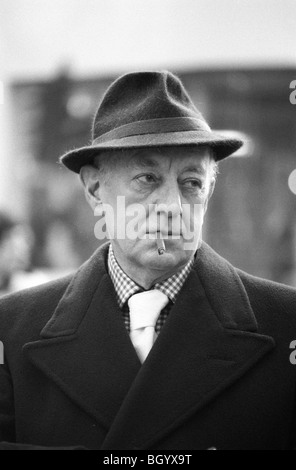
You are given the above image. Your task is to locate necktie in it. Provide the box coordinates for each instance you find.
[128,290,169,363]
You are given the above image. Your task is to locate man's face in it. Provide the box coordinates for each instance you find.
[96,147,215,275]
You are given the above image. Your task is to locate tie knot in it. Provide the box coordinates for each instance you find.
[128,290,169,331]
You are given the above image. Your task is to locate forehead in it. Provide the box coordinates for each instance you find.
[124,146,212,172]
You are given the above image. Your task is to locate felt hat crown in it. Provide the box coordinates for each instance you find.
[60,71,243,173]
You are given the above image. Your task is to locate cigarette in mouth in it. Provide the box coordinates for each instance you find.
[157,232,166,255]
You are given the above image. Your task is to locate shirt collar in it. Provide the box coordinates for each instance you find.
[108,243,194,308]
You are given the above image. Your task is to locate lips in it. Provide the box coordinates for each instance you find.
[145,231,182,237]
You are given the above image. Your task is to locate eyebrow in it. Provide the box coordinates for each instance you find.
[181,165,207,176]
[129,155,160,169]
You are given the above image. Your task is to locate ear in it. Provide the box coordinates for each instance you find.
[80,165,102,211]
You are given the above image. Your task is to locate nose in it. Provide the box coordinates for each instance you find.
[151,180,183,237]
[154,179,183,217]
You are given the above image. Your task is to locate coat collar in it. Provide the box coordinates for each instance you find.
[32,241,258,337]
[23,241,275,449]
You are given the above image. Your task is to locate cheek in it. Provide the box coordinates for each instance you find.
[100,195,148,241]
[181,203,205,240]
[181,205,205,251]
[99,181,119,205]
[100,180,144,207]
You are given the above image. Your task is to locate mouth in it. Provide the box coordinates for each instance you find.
[145,231,182,238]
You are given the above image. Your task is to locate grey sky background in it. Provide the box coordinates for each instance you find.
[1,0,295,80]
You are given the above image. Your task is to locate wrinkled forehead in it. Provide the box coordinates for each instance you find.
[125,146,213,172]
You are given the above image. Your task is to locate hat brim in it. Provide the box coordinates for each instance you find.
[60,131,243,174]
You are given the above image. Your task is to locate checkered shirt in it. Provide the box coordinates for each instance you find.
[108,243,194,334]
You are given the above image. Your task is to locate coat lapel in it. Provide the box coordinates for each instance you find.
[23,243,141,430]
[101,243,275,449]
[23,241,275,449]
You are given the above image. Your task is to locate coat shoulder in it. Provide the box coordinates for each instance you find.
[237,268,296,302]
[0,274,73,343]
[236,268,296,331]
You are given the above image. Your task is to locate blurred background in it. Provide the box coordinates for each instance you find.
[0,0,295,293]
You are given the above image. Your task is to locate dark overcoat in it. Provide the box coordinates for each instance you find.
[1,242,296,450]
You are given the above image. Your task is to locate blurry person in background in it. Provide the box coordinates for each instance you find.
[0,211,71,294]
[0,72,296,450]
[0,211,33,296]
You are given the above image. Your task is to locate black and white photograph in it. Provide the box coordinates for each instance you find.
[0,0,296,452]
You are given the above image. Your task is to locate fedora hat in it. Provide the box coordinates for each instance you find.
[60,71,243,173]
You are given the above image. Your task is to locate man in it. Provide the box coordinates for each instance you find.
[0,71,296,450]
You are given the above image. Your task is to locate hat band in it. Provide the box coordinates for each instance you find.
[92,117,211,145]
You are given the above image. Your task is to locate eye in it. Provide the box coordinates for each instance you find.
[182,179,203,190]
[135,174,158,184]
